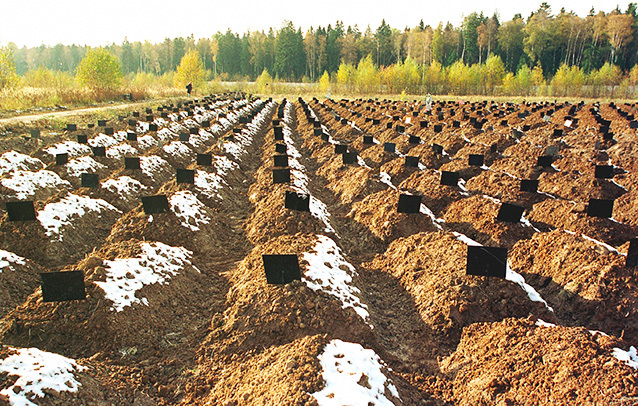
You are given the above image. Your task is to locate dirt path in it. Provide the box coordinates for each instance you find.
[0,99,179,124]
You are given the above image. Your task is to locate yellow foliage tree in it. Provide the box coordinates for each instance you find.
[319,71,331,93]
[75,48,123,90]
[174,49,205,90]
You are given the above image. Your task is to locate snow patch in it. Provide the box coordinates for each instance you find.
[37,194,121,241]
[310,339,400,406]
[506,262,554,312]
[195,170,227,200]
[1,170,71,199]
[0,347,85,406]
[612,346,638,370]
[302,235,369,324]
[65,156,106,178]
[452,231,482,246]
[44,141,90,157]
[162,141,193,161]
[106,143,138,159]
[0,151,44,176]
[140,155,172,180]
[102,176,146,202]
[94,242,199,312]
[168,191,211,231]
[0,250,26,272]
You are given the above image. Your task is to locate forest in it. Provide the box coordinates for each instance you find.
[2,2,638,107]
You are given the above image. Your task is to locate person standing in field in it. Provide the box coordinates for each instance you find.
[186,82,193,98]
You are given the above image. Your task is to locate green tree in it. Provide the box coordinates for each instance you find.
[0,45,19,89]
[275,21,305,80]
[75,47,123,90]
[174,48,205,89]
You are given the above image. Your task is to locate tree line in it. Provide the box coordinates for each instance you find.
[2,2,638,97]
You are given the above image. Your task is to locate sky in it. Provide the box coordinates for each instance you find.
[0,0,632,48]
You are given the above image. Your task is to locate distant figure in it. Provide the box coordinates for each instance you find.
[186,82,192,98]
[425,93,432,112]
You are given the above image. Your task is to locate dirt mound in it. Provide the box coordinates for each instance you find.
[0,238,225,361]
[379,157,420,185]
[538,170,627,203]
[441,318,638,406]
[528,199,636,247]
[211,233,374,356]
[0,191,121,269]
[347,189,438,245]
[316,157,386,206]
[363,232,555,353]
[0,252,43,318]
[398,169,465,216]
[464,170,546,209]
[188,335,325,406]
[443,195,535,248]
[509,229,638,345]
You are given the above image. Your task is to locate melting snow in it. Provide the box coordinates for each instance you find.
[44,141,91,157]
[65,156,106,178]
[378,172,396,190]
[137,135,157,150]
[102,176,146,202]
[106,143,138,159]
[140,156,172,180]
[94,242,199,312]
[506,263,554,312]
[420,203,445,230]
[88,133,118,148]
[168,191,211,231]
[0,347,86,406]
[0,250,26,272]
[301,235,370,324]
[37,194,121,241]
[162,141,193,160]
[612,346,638,369]
[310,339,400,406]
[0,151,44,176]
[452,231,482,246]
[195,170,227,200]
[1,170,71,199]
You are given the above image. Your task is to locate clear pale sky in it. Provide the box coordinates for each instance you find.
[0,0,630,48]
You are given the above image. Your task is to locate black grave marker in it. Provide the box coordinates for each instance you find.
[176,169,195,184]
[434,124,443,133]
[441,171,460,186]
[466,246,508,279]
[404,156,419,168]
[285,191,310,212]
[81,173,99,188]
[626,238,638,268]
[274,126,284,140]
[468,154,484,166]
[397,194,421,214]
[92,146,106,157]
[587,198,614,218]
[409,135,420,144]
[274,154,289,167]
[273,168,291,184]
[262,254,301,285]
[40,271,86,302]
[363,135,374,144]
[55,153,68,165]
[432,143,444,154]
[30,129,40,139]
[520,179,539,193]
[197,153,212,166]
[275,143,287,153]
[335,144,347,154]
[76,134,88,144]
[179,133,190,142]
[141,195,170,214]
[66,124,77,132]
[314,128,323,136]
[104,127,114,136]
[125,157,141,170]
[98,120,107,127]
[5,201,36,221]
[149,124,158,132]
[537,155,553,167]
[384,143,396,153]
[594,165,614,179]
[126,132,137,141]
[342,152,357,165]
[496,203,525,223]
